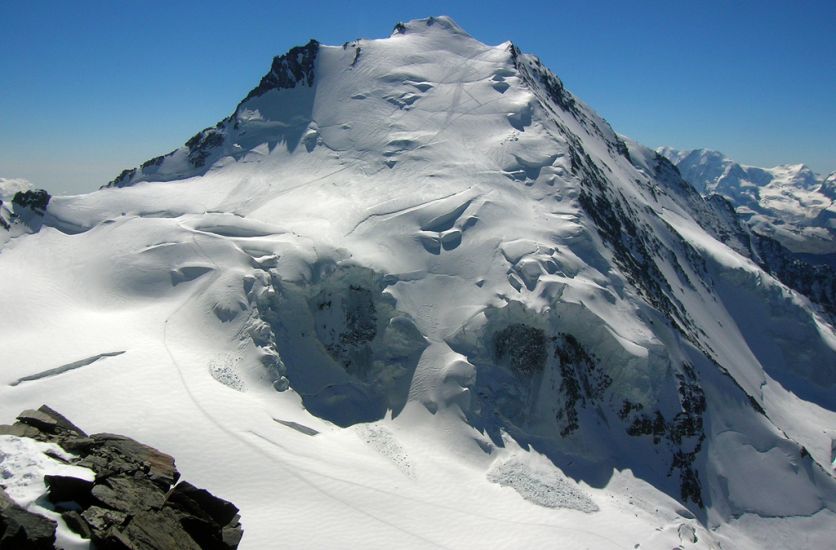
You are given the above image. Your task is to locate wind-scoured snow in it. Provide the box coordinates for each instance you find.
[1,16,834,549]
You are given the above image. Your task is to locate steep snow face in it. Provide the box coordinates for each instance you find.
[2,16,835,549]
[659,147,836,255]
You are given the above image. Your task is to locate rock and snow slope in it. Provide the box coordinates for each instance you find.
[1,16,835,549]
[658,147,836,257]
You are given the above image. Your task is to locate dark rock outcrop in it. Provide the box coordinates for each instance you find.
[186,129,225,168]
[60,510,92,539]
[1,487,56,549]
[44,475,94,509]
[166,482,244,550]
[0,201,11,230]
[493,323,546,376]
[752,232,836,318]
[0,406,243,549]
[241,39,319,103]
[80,433,180,489]
[11,189,50,215]
[553,333,612,437]
[106,168,137,188]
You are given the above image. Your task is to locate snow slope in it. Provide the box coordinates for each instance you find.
[1,16,835,549]
[659,147,836,256]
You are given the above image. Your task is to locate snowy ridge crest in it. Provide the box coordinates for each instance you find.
[392,15,472,37]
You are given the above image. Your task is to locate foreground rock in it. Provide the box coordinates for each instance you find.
[0,487,56,549]
[0,405,242,549]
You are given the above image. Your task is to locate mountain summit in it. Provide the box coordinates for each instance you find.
[1,17,834,549]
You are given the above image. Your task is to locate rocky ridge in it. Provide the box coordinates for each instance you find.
[0,405,242,549]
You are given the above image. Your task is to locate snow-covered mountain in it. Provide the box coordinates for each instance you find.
[1,16,834,549]
[658,147,836,257]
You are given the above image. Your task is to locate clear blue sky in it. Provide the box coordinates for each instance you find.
[2,0,834,194]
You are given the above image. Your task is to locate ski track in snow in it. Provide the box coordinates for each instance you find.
[162,232,455,549]
[246,430,626,549]
[246,431,454,550]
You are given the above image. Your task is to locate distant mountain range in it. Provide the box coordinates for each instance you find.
[658,147,836,258]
